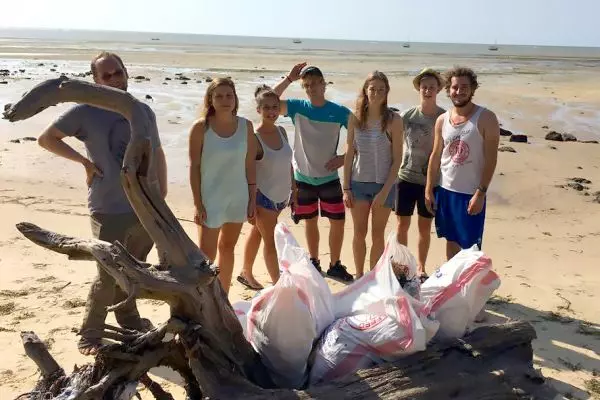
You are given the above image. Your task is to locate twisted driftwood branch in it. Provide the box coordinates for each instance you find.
[6,78,560,399]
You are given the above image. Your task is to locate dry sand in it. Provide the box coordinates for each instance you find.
[0,42,599,399]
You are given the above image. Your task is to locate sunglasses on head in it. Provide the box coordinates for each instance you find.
[101,69,125,81]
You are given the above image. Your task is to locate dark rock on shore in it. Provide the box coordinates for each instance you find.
[205,77,213,83]
[570,177,592,185]
[545,131,579,142]
[498,146,517,153]
[499,128,513,136]
[567,182,585,191]
[509,134,528,143]
[145,95,153,100]
[545,131,563,141]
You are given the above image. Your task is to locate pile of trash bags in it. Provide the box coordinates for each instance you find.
[232,223,501,389]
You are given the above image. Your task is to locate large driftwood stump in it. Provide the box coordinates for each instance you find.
[4,78,560,399]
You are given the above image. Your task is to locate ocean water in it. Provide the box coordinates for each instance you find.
[1,28,599,183]
[2,27,600,60]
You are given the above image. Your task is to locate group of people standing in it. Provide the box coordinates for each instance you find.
[36,51,500,355]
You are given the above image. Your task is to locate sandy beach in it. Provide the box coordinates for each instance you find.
[1,38,599,399]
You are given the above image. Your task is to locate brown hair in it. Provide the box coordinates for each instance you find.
[90,51,126,78]
[202,78,239,119]
[444,66,479,92]
[355,71,393,132]
[254,84,280,106]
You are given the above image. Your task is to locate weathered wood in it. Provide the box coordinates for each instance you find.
[19,321,559,399]
[21,331,64,378]
[6,78,559,400]
[3,76,206,270]
[4,77,274,398]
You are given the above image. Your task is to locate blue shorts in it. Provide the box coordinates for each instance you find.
[257,190,288,212]
[350,181,395,208]
[434,186,486,250]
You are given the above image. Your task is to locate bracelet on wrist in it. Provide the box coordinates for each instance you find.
[343,188,351,191]
[286,76,293,83]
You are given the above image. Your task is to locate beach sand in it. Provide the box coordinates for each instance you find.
[1,42,599,399]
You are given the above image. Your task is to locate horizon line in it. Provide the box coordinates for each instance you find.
[2,26,600,50]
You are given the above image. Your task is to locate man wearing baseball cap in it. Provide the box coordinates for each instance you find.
[272,62,354,282]
[395,67,445,281]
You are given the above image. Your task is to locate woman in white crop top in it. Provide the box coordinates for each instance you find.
[239,85,295,290]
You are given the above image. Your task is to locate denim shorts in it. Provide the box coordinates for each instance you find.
[257,190,288,212]
[350,180,395,208]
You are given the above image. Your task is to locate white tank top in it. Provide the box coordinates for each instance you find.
[351,120,392,184]
[440,106,485,194]
[256,127,293,203]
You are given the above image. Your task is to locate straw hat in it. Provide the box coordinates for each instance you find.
[412,67,444,92]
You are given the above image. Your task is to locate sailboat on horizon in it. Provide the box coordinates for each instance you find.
[488,39,499,51]
[402,34,411,48]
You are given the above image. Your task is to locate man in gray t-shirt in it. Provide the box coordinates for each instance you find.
[38,52,167,355]
[394,68,445,279]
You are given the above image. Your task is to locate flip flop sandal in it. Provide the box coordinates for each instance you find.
[236,275,264,291]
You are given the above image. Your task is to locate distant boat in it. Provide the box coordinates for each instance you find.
[488,40,499,51]
[402,42,411,48]
[293,39,302,44]
[151,38,160,41]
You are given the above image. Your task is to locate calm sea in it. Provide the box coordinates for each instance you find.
[1,27,600,60]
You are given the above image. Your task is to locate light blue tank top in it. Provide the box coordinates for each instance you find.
[201,116,249,228]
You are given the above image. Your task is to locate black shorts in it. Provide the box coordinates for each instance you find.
[395,179,434,219]
[294,179,345,221]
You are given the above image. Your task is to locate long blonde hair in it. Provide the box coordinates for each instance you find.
[202,78,239,119]
[355,71,392,132]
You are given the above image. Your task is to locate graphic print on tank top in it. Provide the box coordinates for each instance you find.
[447,135,471,166]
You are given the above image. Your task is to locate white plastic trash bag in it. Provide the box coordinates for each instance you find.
[334,234,421,319]
[309,296,428,385]
[420,245,501,339]
[232,300,251,339]
[246,223,335,389]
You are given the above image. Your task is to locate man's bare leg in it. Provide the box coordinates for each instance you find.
[446,240,462,260]
[305,216,320,261]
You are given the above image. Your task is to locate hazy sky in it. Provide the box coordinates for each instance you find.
[1,0,598,47]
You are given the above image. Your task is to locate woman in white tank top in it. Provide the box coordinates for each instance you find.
[189,78,258,295]
[342,71,404,279]
[239,85,295,290]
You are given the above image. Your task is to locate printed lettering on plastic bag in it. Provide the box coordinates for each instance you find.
[420,245,501,338]
[309,296,428,385]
